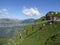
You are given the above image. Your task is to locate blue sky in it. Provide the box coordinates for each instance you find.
[0,0,60,19]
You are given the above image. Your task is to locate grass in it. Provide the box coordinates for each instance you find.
[8,22,60,45]
[20,22,60,45]
[4,11,60,45]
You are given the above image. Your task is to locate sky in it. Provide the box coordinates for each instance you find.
[0,0,60,20]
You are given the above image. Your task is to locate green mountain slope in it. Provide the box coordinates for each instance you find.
[5,11,60,45]
[21,11,60,45]
[21,22,60,45]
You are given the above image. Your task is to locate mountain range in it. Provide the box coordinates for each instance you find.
[0,18,35,38]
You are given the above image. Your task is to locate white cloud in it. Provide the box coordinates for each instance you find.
[0,8,9,15]
[22,7,40,16]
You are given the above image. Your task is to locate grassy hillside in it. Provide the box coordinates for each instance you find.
[21,22,60,45]
[5,11,60,45]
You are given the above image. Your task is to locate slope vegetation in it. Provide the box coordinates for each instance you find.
[6,11,60,45]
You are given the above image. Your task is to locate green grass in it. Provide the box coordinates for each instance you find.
[7,23,60,45]
[5,11,60,45]
[20,22,60,45]
[45,32,60,45]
